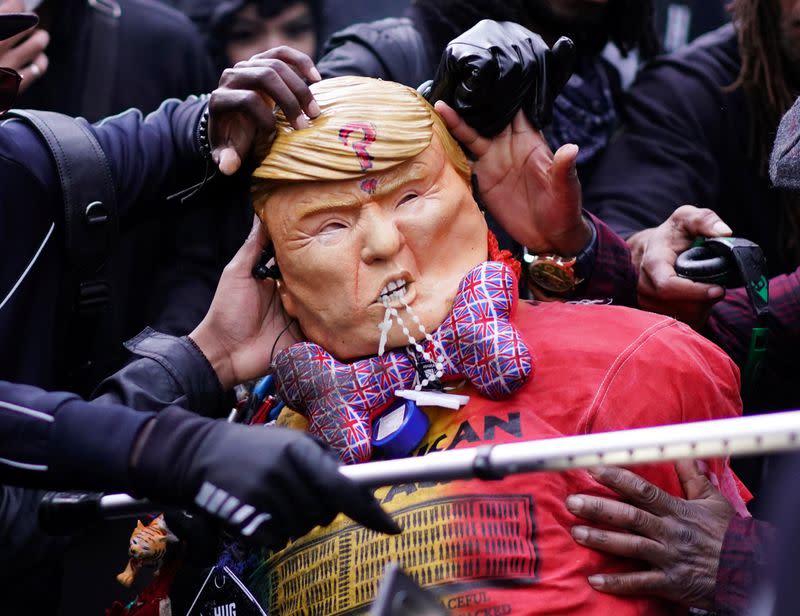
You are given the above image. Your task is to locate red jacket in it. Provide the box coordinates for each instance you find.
[253,301,749,615]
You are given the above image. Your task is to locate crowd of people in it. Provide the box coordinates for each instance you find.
[1,0,799,614]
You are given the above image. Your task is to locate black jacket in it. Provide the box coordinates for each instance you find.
[0,326,224,604]
[0,328,224,495]
[0,97,229,601]
[11,0,250,396]
[583,24,790,273]
[0,96,214,391]
[318,17,433,87]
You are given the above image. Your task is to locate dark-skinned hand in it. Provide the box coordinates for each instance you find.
[565,462,736,610]
[207,46,321,175]
[436,102,590,255]
[189,216,301,389]
[632,205,733,329]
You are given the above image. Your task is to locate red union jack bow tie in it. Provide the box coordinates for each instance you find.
[272,261,533,464]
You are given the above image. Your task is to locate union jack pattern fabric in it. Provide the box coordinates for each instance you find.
[272,344,416,464]
[272,261,533,464]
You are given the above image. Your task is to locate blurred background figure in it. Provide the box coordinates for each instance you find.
[653,0,729,52]
[168,0,324,71]
[0,0,223,397]
[11,0,215,120]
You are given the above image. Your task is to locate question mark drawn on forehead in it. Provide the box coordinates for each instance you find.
[338,122,377,171]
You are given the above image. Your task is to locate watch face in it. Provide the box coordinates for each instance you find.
[527,255,578,293]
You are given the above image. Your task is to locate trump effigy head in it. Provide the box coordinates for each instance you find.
[252,76,489,360]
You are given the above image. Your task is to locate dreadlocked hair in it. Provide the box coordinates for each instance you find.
[728,0,794,167]
[728,0,800,265]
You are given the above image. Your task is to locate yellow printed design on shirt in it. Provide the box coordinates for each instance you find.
[250,491,538,615]
[250,402,537,615]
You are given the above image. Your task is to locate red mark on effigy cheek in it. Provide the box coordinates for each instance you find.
[359,178,378,195]
[338,122,377,171]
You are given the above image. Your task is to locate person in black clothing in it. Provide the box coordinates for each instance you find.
[0,17,397,605]
[0,0,247,400]
[582,0,800,414]
[16,0,215,120]
[318,0,659,180]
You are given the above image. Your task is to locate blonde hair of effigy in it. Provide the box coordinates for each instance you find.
[251,75,470,213]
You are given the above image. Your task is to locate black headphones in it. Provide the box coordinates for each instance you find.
[676,236,771,400]
[675,241,737,286]
[675,237,769,321]
[252,244,281,279]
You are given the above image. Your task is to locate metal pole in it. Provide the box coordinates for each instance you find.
[342,408,800,487]
[41,409,800,523]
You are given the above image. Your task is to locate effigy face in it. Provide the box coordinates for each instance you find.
[263,135,487,360]
[253,76,488,360]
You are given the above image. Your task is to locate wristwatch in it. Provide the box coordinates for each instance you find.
[523,217,597,295]
[524,253,582,294]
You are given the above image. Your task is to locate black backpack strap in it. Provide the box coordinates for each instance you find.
[5,109,119,391]
[6,109,119,286]
[82,0,121,122]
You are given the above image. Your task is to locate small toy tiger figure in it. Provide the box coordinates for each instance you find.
[116,514,178,587]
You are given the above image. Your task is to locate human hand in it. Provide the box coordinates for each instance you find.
[634,205,732,329]
[427,19,574,135]
[436,101,590,255]
[132,407,401,548]
[0,0,48,91]
[566,462,736,610]
[189,216,301,389]
[208,46,322,175]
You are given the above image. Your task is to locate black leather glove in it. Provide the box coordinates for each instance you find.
[129,407,400,548]
[423,19,575,136]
